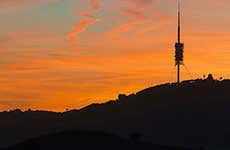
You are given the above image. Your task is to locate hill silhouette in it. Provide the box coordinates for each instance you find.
[3,130,193,150]
[0,75,229,150]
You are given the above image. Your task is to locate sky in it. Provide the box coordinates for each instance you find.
[0,0,229,111]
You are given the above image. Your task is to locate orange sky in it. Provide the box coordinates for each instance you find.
[0,0,229,111]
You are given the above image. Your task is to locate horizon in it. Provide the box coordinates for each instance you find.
[0,0,230,111]
[1,75,228,113]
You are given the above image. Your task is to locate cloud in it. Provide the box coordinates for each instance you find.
[65,18,98,47]
[108,9,150,36]
[108,0,172,37]
[136,9,173,34]
[65,0,100,48]
[108,0,154,37]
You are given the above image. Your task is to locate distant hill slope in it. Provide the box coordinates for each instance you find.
[3,131,192,150]
[0,76,229,149]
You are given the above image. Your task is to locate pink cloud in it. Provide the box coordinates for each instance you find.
[108,0,172,37]
[66,0,101,49]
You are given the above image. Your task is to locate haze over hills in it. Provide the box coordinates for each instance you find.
[0,74,229,150]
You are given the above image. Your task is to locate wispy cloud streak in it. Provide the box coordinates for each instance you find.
[108,0,153,37]
[109,0,172,36]
[136,10,173,34]
[66,0,100,48]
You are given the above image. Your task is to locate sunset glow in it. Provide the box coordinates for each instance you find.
[0,0,229,111]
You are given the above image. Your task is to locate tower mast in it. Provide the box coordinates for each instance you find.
[175,1,184,84]
[178,2,180,43]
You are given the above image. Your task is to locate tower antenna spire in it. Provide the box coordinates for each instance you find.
[178,1,180,43]
[175,0,184,84]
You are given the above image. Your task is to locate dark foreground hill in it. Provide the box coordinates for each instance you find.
[3,131,192,150]
[0,75,229,150]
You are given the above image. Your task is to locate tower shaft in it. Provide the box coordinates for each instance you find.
[177,61,180,83]
[175,1,184,84]
[177,2,180,84]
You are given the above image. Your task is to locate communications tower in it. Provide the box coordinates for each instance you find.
[175,2,184,84]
